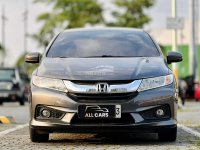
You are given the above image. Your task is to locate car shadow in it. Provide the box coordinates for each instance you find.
[48,133,173,145]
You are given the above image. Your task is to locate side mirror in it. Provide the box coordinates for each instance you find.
[25,52,41,63]
[167,51,182,64]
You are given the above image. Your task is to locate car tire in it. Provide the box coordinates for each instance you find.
[0,102,3,105]
[30,128,49,142]
[19,95,25,106]
[19,100,25,106]
[158,126,177,142]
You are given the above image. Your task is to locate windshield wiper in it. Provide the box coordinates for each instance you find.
[53,55,128,58]
[84,55,126,58]
[56,56,69,58]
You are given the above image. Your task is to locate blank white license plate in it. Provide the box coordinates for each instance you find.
[0,93,9,97]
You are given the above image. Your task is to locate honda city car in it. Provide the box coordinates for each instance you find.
[25,28,182,142]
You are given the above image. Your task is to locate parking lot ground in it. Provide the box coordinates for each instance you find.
[178,101,200,125]
[0,101,199,150]
[0,124,18,132]
[0,126,199,150]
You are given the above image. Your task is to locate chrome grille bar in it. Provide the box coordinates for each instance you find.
[63,80,142,94]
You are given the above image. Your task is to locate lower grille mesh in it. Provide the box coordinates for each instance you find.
[71,113,134,125]
[67,92,137,102]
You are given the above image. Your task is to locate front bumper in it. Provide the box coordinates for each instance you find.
[0,90,22,101]
[31,119,177,134]
[29,83,178,134]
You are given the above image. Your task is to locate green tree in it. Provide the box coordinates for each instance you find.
[0,44,5,55]
[0,44,5,66]
[0,44,4,52]
[108,0,155,28]
[33,0,104,48]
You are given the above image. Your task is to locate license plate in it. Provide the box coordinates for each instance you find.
[0,93,8,98]
[78,105,121,119]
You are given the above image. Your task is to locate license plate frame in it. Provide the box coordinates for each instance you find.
[78,105,121,119]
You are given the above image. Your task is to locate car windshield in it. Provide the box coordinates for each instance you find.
[0,69,15,81]
[47,30,159,58]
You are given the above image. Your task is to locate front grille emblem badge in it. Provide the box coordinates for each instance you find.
[97,83,109,93]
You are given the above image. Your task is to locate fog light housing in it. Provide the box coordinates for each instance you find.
[140,105,171,120]
[156,109,164,117]
[41,109,51,118]
[36,106,65,120]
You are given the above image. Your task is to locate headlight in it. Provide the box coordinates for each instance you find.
[32,75,68,92]
[138,74,174,92]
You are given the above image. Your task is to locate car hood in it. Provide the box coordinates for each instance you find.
[36,57,169,81]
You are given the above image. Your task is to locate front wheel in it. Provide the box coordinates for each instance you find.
[30,128,49,142]
[158,126,177,142]
[19,99,25,106]
[19,95,25,106]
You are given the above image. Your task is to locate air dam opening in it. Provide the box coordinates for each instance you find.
[70,113,135,125]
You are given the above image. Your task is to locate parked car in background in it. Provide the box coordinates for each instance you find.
[25,28,182,142]
[183,76,195,99]
[0,67,29,105]
[19,71,30,101]
[194,83,200,101]
[183,75,200,101]
[178,79,188,105]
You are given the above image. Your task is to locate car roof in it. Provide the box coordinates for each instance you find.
[63,27,144,33]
